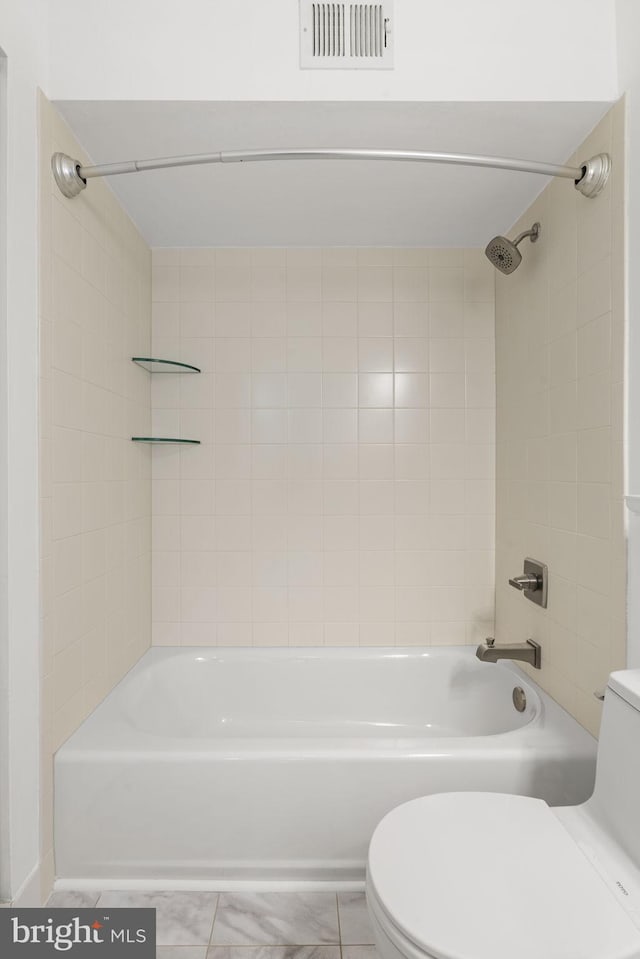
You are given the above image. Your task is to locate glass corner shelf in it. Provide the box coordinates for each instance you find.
[131,437,200,445]
[132,357,201,374]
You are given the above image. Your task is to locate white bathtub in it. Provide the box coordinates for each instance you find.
[54,646,596,887]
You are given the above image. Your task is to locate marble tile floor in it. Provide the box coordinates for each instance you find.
[46,890,378,959]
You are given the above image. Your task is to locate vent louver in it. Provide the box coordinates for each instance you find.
[300,0,393,69]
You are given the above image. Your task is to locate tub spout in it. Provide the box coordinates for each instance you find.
[475,637,541,669]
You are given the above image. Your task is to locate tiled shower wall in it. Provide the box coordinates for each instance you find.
[151,248,496,646]
[495,101,626,737]
[39,95,152,894]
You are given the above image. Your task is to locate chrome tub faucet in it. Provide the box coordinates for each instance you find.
[475,637,542,669]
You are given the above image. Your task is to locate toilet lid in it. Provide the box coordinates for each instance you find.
[367,792,640,959]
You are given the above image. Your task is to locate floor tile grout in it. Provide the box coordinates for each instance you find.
[206,941,343,947]
[206,893,221,949]
[335,892,343,959]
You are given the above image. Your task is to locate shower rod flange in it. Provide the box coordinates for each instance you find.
[52,152,87,198]
[574,153,611,198]
[51,148,611,200]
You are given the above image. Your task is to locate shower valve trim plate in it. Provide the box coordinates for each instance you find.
[509,557,548,608]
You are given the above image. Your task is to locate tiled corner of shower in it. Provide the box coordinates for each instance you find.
[39,93,153,899]
[150,247,496,647]
[494,101,627,736]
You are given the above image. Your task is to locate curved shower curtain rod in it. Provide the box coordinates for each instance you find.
[51,147,611,200]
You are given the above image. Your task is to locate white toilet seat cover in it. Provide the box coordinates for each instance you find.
[367,792,640,959]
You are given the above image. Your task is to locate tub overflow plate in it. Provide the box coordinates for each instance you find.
[512,686,527,712]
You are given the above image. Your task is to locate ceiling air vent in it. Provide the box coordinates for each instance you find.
[299,0,394,69]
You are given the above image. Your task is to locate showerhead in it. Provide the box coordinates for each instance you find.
[485,222,541,275]
[485,236,522,274]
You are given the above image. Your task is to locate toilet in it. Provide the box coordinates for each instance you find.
[366,669,640,959]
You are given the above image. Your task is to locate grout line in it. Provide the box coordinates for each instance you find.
[204,945,342,949]
[206,891,221,950]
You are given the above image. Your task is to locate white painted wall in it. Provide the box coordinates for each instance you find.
[0,0,48,901]
[47,0,618,102]
[616,1,640,668]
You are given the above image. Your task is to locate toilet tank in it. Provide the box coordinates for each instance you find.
[587,669,640,868]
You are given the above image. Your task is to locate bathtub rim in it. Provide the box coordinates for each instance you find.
[54,645,596,762]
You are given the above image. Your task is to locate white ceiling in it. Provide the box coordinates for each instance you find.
[57,101,611,247]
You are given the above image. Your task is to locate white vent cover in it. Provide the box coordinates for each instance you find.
[300,1,393,69]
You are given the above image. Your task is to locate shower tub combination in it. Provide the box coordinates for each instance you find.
[54,646,596,887]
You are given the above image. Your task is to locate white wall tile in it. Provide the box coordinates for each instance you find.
[324,304,359,339]
[494,103,625,737]
[323,373,358,408]
[360,302,393,337]
[252,372,288,408]
[288,372,322,408]
[430,302,464,338]
[180,301,212,338]
[322,266,357,302]
[359,337,393,372]
[42,99,151,896]
[251,302,286,338]
[152,247,494,645]
[430,373,465,408]
[324,409,358,444]
[430,339,465,373]
[358,265,393,302]
[360,515,395,549]
[323,337,358,371]
[183,550,217,587]
[289,409,323,443]
[578,427,611,484]
[395,409,429,444]
[289,302,323,337]
[393,302,428,338]
[252,338,286,373]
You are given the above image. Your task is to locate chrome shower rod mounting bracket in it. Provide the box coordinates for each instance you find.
[574,152,611,198]
[51,148,611,200]
[52,152,87,199]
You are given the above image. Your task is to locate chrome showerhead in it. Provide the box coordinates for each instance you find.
[485,222,541,275]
